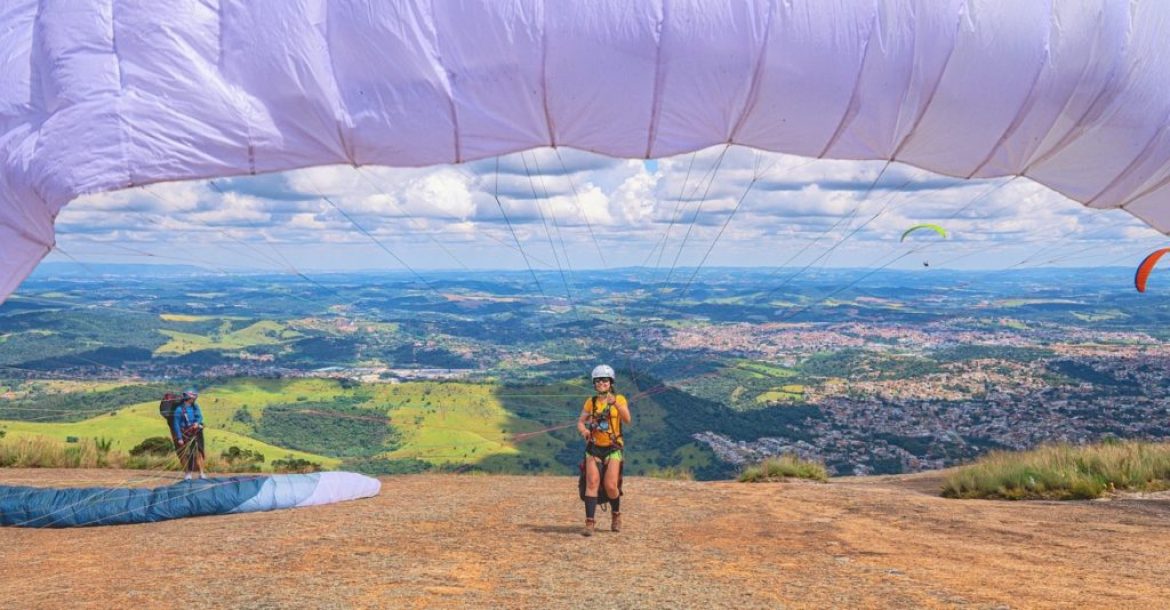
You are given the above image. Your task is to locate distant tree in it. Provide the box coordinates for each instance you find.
[271,456,321,473]
[130,436,174,457]
[341,456,430,475]
[221,446,266,472]
[221,446,265,463]
[232,407,255,425]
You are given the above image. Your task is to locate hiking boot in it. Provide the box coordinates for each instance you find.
[611,512,622,533]
[582,518,596,537]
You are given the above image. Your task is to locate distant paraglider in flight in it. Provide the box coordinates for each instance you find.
[901,224,947,268]
[900,224,949,243]
[1134,248,1170,293]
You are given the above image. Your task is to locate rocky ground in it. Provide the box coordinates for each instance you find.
[2,468,1169,609]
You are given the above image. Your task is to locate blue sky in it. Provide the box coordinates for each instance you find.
[48,146,1167,274]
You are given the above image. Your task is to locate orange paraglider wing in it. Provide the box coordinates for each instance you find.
[1135,248,1170,292]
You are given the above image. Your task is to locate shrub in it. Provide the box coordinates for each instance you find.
[232,407,255,425]
[272,456,321,473]
[738,455,829,483]
[130,436,176,457]
[342,456,431,475]
[222,445,265,463]
[221,446,265,472]
[94,437,113,454]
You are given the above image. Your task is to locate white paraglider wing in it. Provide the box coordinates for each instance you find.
[3,0,1170,301]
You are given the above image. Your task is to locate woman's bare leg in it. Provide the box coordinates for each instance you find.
[603,457,621,500]
[585,456,601,496]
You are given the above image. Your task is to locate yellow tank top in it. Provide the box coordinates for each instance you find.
[584,394,625,447]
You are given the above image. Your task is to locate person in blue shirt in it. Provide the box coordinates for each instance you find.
[172,389,206,480]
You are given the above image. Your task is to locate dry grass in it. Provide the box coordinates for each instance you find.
[738,454,829,482]
[645,465,695,480]
[942,440,1170,500]
[0,436,230,472]
[0,436,113,469]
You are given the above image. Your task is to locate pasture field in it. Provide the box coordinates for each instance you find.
[734,361,799,379]
[375,383,556,466]
[755,385,805,403]
[154,320,300,355]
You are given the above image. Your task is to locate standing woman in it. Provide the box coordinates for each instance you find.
[577,364,631,536]
[172,389,206,480]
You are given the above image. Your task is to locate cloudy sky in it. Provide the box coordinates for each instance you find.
[49,145,1166,274]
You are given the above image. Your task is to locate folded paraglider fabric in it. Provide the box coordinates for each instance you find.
[0,472,381,528]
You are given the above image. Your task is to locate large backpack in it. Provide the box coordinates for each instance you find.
[158,393,183,438]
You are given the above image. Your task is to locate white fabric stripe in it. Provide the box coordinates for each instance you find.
[295,472,382,508]
[229,472,380,514]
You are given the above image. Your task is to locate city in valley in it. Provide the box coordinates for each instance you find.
[2,264,1167,478]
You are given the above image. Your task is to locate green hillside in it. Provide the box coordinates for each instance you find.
[0,375,742,478]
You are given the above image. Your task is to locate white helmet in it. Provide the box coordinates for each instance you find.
[591,364,615,381]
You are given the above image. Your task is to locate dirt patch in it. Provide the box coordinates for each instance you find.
[2,469,1169,608]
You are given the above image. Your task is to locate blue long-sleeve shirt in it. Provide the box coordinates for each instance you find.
[172,402,204,439]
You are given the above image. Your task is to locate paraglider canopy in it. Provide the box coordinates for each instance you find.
[1134,248,1170,293]
[3,0,1170,300]
[900,224,949,243]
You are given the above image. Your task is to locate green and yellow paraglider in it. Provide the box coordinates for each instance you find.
[900,224,949,242]
[900,224,948,267]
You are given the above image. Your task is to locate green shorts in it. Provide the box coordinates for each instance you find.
[585,444,622,462]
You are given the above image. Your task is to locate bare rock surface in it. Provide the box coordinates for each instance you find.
[2,468,1169,608]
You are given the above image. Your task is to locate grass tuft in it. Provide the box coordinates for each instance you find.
[942,441,1170,500]
[738,455,828,483]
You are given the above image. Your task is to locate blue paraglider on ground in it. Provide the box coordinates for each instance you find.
[0,472,380,528]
